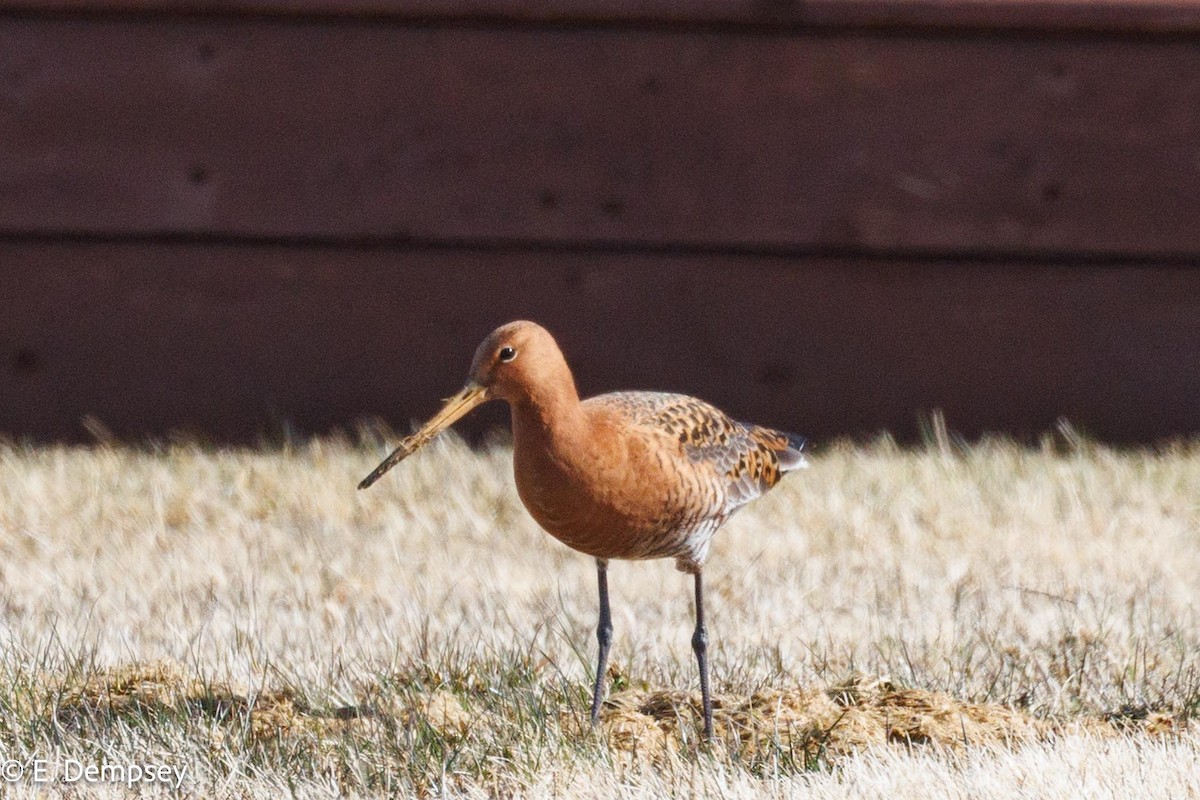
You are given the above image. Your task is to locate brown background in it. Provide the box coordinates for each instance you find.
[2,2,1199,443]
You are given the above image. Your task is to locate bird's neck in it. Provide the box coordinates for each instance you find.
[508,370,592,468]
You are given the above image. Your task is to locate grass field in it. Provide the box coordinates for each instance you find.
[1,429,1199,797]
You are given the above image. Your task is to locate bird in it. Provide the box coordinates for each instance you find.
[358,320,807,740]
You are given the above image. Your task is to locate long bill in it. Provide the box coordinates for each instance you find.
[357,382,490,490]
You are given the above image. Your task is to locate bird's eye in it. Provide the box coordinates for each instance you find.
[498,346,517,363]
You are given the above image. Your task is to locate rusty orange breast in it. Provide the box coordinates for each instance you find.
[510,400,715,562]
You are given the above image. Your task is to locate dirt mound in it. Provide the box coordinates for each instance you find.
[49,660,470,744]
[44,662,1185,759]
[600,674,1184,761]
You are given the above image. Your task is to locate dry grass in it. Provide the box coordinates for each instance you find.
[0,430,1199,796]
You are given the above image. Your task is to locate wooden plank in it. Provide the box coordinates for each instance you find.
[3,17,1200,256]
[2,241,1198,443]
[5,0,1200,35]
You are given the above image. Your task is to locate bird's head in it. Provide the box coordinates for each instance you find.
[358,320,570,489]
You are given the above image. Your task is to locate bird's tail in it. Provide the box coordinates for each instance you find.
[777,431,809,472]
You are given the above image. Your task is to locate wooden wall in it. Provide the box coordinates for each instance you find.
[2,2,1199,443]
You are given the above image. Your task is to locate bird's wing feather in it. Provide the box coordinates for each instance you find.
[588,391,807,514]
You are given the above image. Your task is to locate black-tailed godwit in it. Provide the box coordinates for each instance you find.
[358,320,807,739]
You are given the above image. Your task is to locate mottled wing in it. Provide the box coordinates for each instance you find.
[592,391,807,514]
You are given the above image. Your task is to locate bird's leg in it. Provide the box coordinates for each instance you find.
[590,558,613,726]
[691,569,714,741]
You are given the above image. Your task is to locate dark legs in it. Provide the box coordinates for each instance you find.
[590,559,613,726]
[588,560,712,740]
[691,570,714,740]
